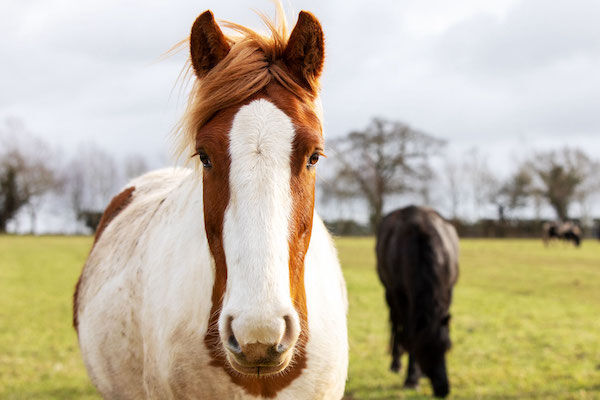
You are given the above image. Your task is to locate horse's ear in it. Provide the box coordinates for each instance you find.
[190,10,230,78]
[284,11,325,92]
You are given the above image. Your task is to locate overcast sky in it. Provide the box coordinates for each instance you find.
[2,0,600,224]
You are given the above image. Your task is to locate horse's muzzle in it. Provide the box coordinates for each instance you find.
[225,340,294,375]
[221,314,298,376]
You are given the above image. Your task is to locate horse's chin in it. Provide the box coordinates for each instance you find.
[225,351,293,377]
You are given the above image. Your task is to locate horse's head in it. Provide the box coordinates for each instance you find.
[179,8,325,376]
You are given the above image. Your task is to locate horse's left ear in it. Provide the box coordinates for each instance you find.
[284,11,325,92]
[190,10,231,78]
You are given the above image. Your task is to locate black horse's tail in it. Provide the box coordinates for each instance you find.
[399,212,442,338]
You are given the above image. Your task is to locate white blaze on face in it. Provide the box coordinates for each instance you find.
[220,99,299,348]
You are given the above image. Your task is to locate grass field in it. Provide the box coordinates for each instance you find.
[1,236,599,399]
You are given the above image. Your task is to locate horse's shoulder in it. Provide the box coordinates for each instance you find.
[93,167,192,244]
[75,186,137,332]
[75,168,193,332]
[93,186,136,244]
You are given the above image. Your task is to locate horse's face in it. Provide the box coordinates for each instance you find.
[198,87,322,375]
[189,10,324,376]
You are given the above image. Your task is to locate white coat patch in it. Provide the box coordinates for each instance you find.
[220,99,299,347]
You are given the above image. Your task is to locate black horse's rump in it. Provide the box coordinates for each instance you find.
[376,206,459,398]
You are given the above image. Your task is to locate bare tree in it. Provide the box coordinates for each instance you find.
[493,168,533,221]
[573,158,600,225]
[324,117,444,230]
[22,157,62,234]
[463,148,500,220]
[123,153,149,181]
[522,147,598,220]
[441,158,463,220]
[0,119,61,233]
[64,143,120,231]
[0,151,27,232]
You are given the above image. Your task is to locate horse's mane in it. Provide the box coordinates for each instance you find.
[174,1,319,161]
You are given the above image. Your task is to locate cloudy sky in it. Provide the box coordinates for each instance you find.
[2,0,600,222]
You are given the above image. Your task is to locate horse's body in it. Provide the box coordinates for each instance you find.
[75,168,347,399]
[376,206,458,398]
[542,221,582,247]
[74,5,348,399]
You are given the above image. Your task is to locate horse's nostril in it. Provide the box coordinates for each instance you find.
[278,314,299,352]
[223,315,242,354]
[227,335,242,354]
[276,343,286,353]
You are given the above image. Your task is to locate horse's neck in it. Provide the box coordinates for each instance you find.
[132,168,214,329]
[137,168,210,267]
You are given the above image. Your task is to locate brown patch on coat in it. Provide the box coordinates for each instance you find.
[197,103,233,384]
[73,186,135,332]
[94,186,136,244]
[267,81,322,327]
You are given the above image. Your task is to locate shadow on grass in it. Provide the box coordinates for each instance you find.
[2,385,99,400]
[345,382,600,400]
[466,383,600,400]
[344,381,433,400]
[344,391,431,400]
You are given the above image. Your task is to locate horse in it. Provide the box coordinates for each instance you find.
[376,206,459,398]
[73,5,348,399]
[542,221,582,247]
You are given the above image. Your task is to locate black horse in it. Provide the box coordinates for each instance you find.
[376,206,459,398]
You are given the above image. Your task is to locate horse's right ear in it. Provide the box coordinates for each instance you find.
[284,11,325,92]
[190,10,230,78]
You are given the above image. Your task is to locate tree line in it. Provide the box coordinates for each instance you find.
[320,117,600,232]
[0,118,149,233]
[1,117,599,234]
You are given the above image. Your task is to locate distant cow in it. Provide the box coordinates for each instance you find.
[542,221,582,247]
[376,206,459,398]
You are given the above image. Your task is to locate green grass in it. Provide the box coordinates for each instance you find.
[341,238,600,399]
[0,236,97,399]
[1,236,599,399]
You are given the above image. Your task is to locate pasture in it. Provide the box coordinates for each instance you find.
[1,236,599,399]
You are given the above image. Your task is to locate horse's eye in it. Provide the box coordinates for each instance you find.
[307,152,320,168]
[197,150,212,169]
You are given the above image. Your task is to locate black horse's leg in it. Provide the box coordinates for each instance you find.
[404,353,421,388]
[386,291,403,372]
[390,323,404,372]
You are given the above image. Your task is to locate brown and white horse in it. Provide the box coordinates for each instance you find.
[542,221,582,247]
[73,6,348,399]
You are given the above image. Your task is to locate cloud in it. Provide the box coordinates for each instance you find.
[0,0,598,175]
[424,0,600,148]
[436,0,600,76]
